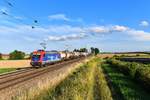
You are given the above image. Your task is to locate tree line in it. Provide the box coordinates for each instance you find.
[73,47,100,55]
[0,50,25,60]
[0,47,100,60]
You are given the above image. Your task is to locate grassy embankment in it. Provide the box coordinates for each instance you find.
[33,58,112,100]
[102,58,150,100]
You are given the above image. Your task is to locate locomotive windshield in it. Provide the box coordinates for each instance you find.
[32,55,41,61]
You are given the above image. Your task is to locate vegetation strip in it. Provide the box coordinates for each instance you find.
[94,59,113,100]
[102,61,150,100]
[0,68,16,74]
[106,58,150,92]
[33,58,112,100]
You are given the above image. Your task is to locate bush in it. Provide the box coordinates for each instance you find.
[136,54,140,56]
[106,58,150,91]
[9,50,25,60]
[120,54,125,57]
[135,67,150,90]
[112,55,120,58]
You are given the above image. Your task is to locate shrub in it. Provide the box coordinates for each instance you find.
[106,58,150,91]
[136,54,140,56]
[112,55,119,58]
[135,67,150,90]
[120,54,125,57]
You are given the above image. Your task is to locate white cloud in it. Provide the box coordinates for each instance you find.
[47,33,86,41]
[87,25,128,34]
[48,14,83,23]
[112,25,128,32]
[140,21,149,27]
[89,26,109,33]
[127,30,150,41]
[88,25,150,41]
[48,14,70,21]
[0,23,150,42]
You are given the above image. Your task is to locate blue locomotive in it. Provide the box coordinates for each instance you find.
[30,50,61,67]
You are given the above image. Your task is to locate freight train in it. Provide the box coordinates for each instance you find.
[30,50,89,67]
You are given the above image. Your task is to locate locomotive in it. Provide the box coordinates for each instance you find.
[30,50,61,67]
[30,50,89,67]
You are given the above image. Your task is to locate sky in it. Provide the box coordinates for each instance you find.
[0,0,150,53]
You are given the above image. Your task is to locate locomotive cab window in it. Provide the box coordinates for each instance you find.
[32,55,41,61]
[43,54,45,57]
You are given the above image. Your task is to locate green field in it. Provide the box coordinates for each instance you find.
[102,63,150,100]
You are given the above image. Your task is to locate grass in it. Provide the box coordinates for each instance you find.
[12,58,92,100]
[0,68,16,74]
[35,59,95,100]
[94,59,113,100]
[102,62,150,100]
[33,57,112,100]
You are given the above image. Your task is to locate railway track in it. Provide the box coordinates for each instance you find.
[0,58,84,91]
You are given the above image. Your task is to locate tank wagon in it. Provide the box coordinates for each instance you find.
[30,50,89,67]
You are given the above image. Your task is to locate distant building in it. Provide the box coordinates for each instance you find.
[0,54,30,60]
[24,54,30,59]
[1,54,10,60]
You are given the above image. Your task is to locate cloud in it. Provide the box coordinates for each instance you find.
[88,25,128,34]
[48,14,70,21]
[44,25,129,41]
[88,25,150,41]
[112,25,128,32]
[0,22,150,43]
[89,26,109,33]
[127,29,150,41]
[140,21,149,27]
[47,33,86,41]
[48,14,83,23]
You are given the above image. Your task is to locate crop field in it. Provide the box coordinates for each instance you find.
[98,53,150,58]
[0,60,30,68]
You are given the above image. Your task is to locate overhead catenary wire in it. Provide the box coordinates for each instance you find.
[3,0,13,7]
[1,0,39,29]
[0,10,36,28]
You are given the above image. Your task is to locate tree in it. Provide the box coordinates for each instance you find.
[73,49,79,52]
[95,48,100,55]
[90,47,95,54]
[90,47,100,55]
[80,48,88,52]
[73,48,88,52]
[9,50,25,60]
